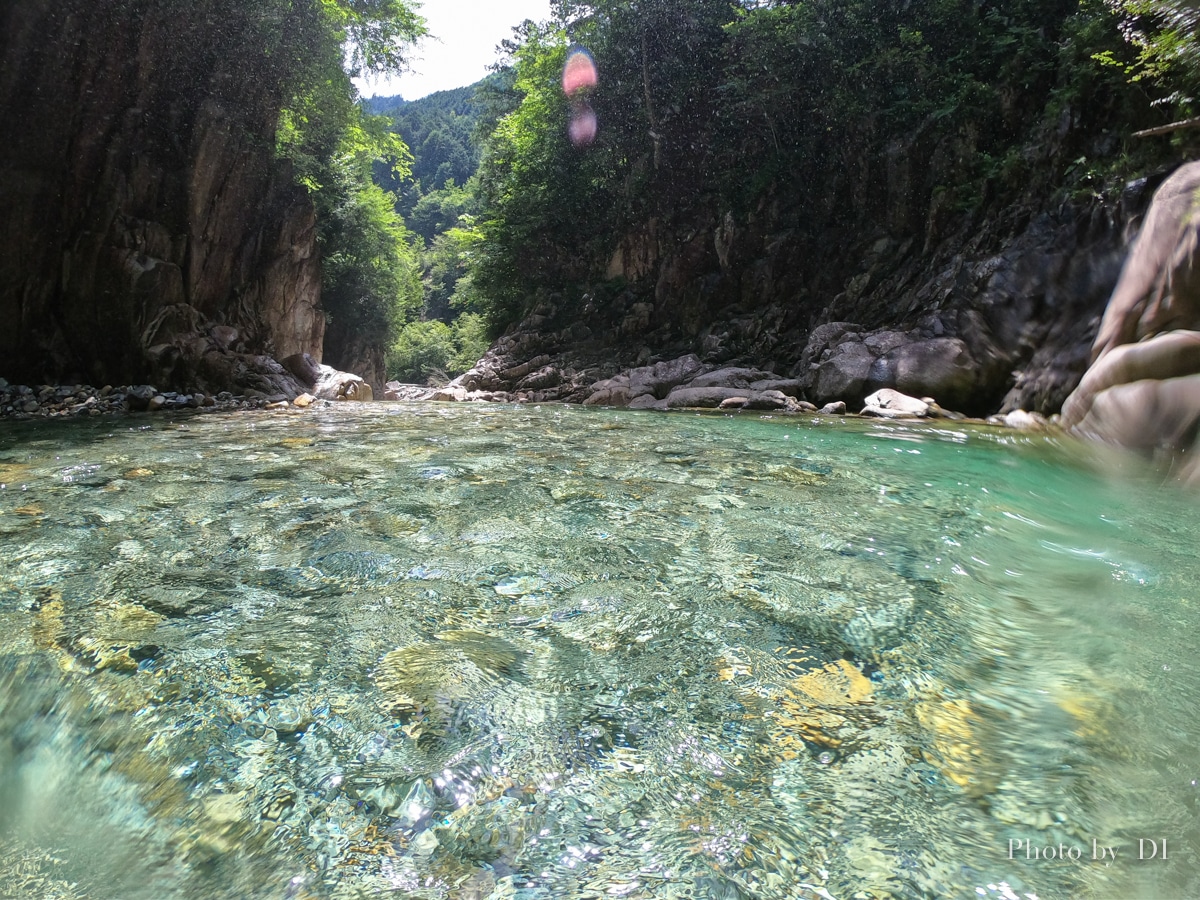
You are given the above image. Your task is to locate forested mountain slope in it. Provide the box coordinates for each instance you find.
[455,0,1200,415]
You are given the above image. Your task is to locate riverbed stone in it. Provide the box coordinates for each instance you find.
[627,354,706,400]
[688,367,774,390]
[865,337,980,411]
[820,401,847,415]
[313,365,373,401]
[432,386,468,402]
[861,388,930,418]
[126,385,156,411]
[664,386,790,409]
[814,342,874,405]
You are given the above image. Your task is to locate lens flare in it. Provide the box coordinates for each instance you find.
[563,48,599,147]
[568,105,598,147]
[562,49,598,97]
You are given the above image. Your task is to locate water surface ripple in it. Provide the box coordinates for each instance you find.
[0,404,1198,899]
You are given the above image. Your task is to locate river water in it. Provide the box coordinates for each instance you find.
[0,403,1197,899]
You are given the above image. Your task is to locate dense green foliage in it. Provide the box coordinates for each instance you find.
[273,0,426,377]
[364,85,498,383]
[370,86,484,208]
[464,0,1190,330]
[1101,0,1200,113]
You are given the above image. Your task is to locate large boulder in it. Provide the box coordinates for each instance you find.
[813,342,874,405]
[1091,162,1200,361]
[313,365,373,401]
[864,337,980,412]
[1062,162,1200,478]
[626,354,706,400]
[688,367,775,389]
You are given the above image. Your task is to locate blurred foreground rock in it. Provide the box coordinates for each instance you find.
[1062,161,1200,481]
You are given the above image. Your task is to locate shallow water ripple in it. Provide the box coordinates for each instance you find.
[0,404,1198,899]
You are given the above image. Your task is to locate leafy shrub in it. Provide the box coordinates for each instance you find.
[388,313,490,384]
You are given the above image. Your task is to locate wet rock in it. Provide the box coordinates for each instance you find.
[432,386,468,402]
[293,392,315,408]
[994,408,1049,431]
[688,366,774,390]
[313,365,373,401]
[662,386,790,410]
[627,353,706,400]
[126,385,156,411]
[813,342,874,404]
[820,401,847,415]
[147,394,167,411]
[861,388,930,418]
[718,396,751,409]
[865,337,980,412]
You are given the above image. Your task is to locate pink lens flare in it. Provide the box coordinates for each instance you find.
[568,105,598,147]
[562,49,598,97]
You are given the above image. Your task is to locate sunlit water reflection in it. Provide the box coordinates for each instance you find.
[0,403,1198,899]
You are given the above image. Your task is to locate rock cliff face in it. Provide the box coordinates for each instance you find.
[0,0,324,392]
[454,173,1159,417]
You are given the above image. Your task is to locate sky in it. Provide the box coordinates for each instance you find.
[355,0,554,100]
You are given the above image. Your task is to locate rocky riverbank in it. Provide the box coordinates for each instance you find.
[0,380,321,419]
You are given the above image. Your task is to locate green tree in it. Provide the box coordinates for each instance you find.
[1101,0,1200,114]
[274,0,427,381]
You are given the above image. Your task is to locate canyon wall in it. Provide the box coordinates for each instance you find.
[0,0,323,392]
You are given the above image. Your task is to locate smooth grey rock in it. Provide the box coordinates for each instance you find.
[820,401,847,415]
[628,393,666,410]
[313,365,373,401]
[688,367,774,389]
[750,378,804,397]
[866,337,979,411]
[861,388,930,418]
[280,352,322,388]
[662,387,789,409]
[813,342,874,404]
[862,330,911,356]
[1092,161,1200,361]
[583,386,632,407]
[126,385,156,411]
[627,354,705,400]
[431,386,468,402]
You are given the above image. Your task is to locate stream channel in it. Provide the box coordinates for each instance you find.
[1,403,1198,899]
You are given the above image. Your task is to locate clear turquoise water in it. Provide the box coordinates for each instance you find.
[0,403,1198,899]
